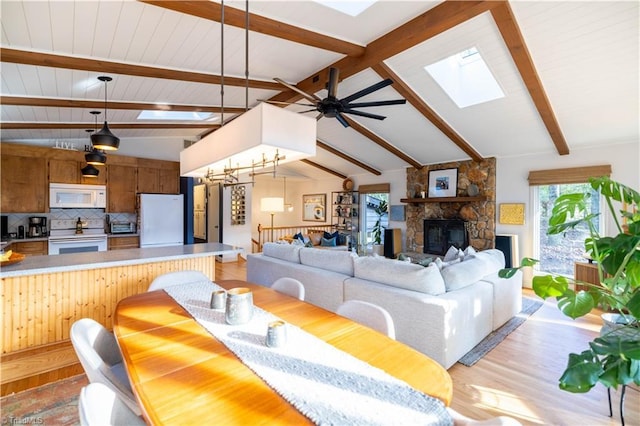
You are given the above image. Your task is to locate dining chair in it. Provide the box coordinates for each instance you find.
[336,300,396,339]
[271,277,305,300]
[70,318,141,415]
[148,270,210,291]
[79,382,146,426]
[447,407,522,425]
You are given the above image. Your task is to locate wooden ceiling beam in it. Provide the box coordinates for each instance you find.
[0,48,281,91]
[491,3,569,155]
[316,140,381,176]
[2,123,219,130]
[270,1,495,104]
[344,117,423,170]
[372,63,484,162]
[300,159,347,179]
[140,1,365,57]
[0,96,246,114]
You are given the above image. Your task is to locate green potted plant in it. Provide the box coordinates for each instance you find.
[500,176,640,396]
[372,199,388,256]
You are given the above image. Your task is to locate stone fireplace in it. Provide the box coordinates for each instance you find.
[405,158,496,253]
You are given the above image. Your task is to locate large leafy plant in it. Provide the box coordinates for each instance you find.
[500,176,640,393]
[372,200,388,245]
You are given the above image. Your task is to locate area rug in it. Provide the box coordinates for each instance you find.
[457,297,544,366]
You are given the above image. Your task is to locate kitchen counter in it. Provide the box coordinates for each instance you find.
[0,242,242,278]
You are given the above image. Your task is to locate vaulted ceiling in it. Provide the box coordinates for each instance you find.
[1,1,638,180]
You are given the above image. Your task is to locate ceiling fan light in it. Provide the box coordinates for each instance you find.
[85,149,106,166]
[91,121,120,151]
[81,164,100,178]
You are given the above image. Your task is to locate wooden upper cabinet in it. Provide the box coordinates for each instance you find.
[137,167,160,194]
[49,158,107,185]
[107,165,137,213]
[1,155,47,213]
[159,167,180,194]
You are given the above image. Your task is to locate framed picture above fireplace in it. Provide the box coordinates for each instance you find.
[428,168,457,198]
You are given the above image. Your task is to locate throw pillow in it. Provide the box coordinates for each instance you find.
[323,231,346,246]
[464,245,477,256]
[443,246,460,262]
[321,236,337,247]
[434,257,461,270]
[293,232,304,242]
[309,232,323,246]
[304,240,314,248]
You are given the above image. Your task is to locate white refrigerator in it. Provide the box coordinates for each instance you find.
[139,193,184,248]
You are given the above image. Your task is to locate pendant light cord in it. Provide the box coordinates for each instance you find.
[220,0,225,127]
[245,0,249,112]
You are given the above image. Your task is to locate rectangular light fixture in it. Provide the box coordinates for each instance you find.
[180,103,317,178]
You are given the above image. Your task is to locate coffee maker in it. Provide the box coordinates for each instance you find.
[28,216,47,238]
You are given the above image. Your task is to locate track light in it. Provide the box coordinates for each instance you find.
[91,76,120,151]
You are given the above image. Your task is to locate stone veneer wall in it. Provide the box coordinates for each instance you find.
[405,158,496,252]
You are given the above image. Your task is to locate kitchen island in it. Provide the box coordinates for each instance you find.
[1,243,242,367]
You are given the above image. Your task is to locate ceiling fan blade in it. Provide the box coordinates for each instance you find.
[274,78,321,103]
[335,112,350,128]
[340,79,393,104]
[345,99,407,108]
[297,108,319,114]
[257,99,316,107]
[316,113,325,121]
[342,108,386,121]
[327,68,340,99]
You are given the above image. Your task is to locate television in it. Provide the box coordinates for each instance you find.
[423,219,468,256]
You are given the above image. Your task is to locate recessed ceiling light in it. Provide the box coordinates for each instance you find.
[137,111,216,121]
[311,0,376,17]
[424,47,505,108]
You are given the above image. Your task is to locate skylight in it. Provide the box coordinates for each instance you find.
[311,0,376,17]
[424,47,505,108]
[137,111,216,121]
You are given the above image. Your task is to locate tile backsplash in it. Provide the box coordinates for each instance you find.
[3,210,136,236]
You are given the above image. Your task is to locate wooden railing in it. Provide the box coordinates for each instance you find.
[255,223,334,252]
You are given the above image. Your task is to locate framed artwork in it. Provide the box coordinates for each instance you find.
[303,194,326,222]
[499,203,526,225]
[428,168,458,198]
[389,205,406,221]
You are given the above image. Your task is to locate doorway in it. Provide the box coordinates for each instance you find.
[193,184,207,242]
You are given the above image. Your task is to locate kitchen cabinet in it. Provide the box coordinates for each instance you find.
[108,236,140,250]
[49,158,107,185]
[1,155,47,213]
[12,240,48,256]
[159,167,180,194]
[107,165,137,213]
[137,167,160,193]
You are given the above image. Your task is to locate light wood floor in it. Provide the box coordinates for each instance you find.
[3,258,638,425]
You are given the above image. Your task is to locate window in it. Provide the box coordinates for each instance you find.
[533,183,602,276]
[360,192,389,247]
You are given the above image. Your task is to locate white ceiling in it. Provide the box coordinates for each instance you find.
[1,1,638,181]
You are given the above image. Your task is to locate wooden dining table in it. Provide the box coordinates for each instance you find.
[114,279,453,425]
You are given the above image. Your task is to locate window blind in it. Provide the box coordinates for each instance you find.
[357,183,390,194]
[527,165,611,186]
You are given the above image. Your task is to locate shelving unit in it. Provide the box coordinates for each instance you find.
[400,196,488,204]
[331,191,359,248]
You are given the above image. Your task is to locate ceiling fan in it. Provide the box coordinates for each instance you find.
[267,67,407,128]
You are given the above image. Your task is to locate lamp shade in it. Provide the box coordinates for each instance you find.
[81,164,100,178]
[180,102,316,177]
[85,149,106,165]
[91,122,120,151]
[261,197,284,213]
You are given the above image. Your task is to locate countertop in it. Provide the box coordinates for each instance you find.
[0,243,243,278]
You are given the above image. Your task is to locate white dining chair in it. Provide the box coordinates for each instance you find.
[447,408,522,426]
[70,318,141,416]
[336,300,395,339]
[148,270,210,291]
[271,277,305,300]
[79,382,146,426]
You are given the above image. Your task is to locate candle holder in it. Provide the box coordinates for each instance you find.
[225,287,253,325]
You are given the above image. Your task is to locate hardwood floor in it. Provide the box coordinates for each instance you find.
[2,257,638,425]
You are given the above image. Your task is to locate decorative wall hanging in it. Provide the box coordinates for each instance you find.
[303,194,326,222]
[499,203,525,225]
[428,168,458,198]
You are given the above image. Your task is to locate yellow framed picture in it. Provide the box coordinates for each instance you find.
[499,203,525,225]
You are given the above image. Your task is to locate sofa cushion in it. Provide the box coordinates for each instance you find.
[324,231,346,246]
[473,249,505,275]
[353,256,446,295]
[443,245,462,262]
[321,236,337,247]
[299,247,356,275]
[309,232,323,246]
[262,242,302,263]
[440,256,489,291]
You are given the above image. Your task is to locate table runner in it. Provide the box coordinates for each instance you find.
[164,281,452,425]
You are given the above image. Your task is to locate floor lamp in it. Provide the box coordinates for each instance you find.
[261,197,284,242]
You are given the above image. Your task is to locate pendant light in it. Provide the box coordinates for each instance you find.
[85,110,107,165]
[81,164,100,178]
[91,76,120,151]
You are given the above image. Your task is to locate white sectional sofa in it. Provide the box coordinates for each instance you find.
[247,243,522,369]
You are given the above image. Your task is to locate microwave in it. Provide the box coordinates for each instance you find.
[49,183,106,209]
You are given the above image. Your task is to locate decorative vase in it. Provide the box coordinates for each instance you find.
[372,244,384,256]
[225,287,254,325]
[467,184,479,196]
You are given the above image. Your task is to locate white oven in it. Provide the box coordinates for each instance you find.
[48,219,108,255]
